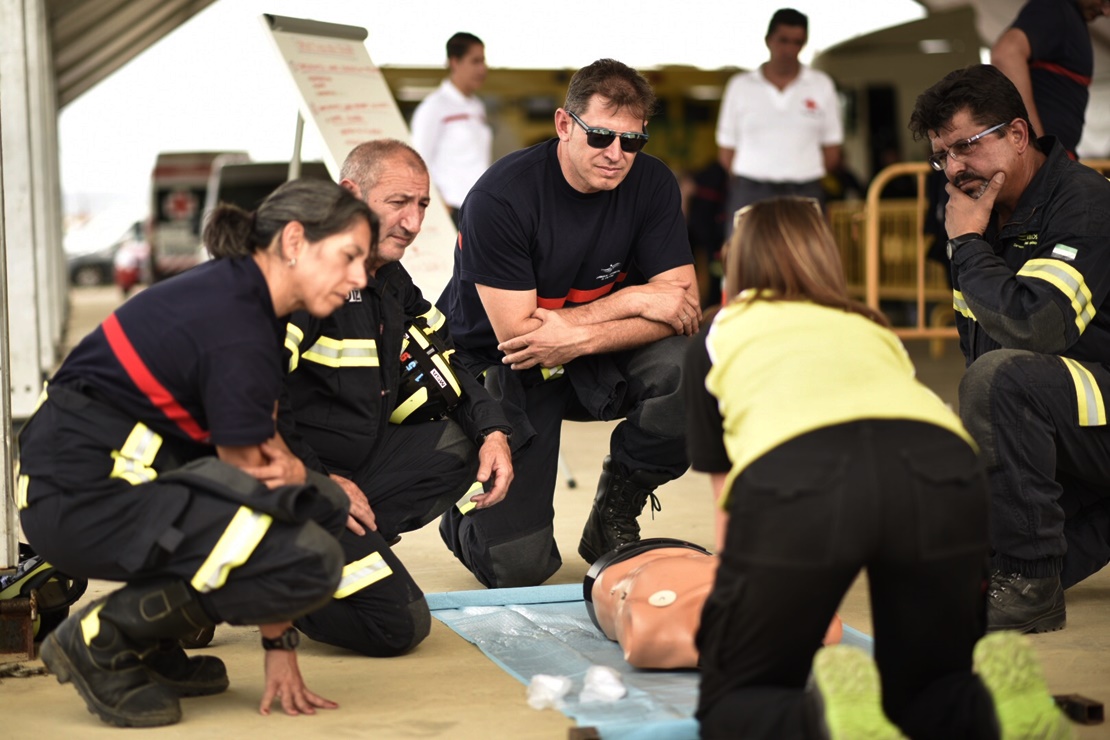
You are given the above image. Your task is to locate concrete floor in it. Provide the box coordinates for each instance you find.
[3,287,1108,738]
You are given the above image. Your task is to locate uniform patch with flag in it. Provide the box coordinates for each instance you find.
[1052,244,1078,262]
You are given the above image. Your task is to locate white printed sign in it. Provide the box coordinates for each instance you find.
[261,14,455,297]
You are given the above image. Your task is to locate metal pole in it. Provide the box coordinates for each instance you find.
[288,113,304,181]
[0,0,18,570]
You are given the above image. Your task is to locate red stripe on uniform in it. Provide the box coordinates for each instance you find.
[101,313,211,443]
[1030,61,1092,87]
[442,114,470,124]
[538,272,629,309]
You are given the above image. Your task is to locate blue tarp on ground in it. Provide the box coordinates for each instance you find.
[427,584,873,740]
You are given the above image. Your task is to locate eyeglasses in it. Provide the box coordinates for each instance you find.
[566,110,649,153]
[928,122,1008,171]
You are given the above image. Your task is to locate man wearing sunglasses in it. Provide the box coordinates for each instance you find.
[910,64,1110,634]
[436,58,699,588]
[715,8,843,235]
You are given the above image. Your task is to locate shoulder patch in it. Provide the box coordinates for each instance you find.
[1051,244,1078,262]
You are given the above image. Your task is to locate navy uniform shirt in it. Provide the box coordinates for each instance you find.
[53,256,284,450]
[437,139,692,370]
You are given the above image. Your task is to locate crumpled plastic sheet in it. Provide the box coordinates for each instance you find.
[427,584,872,740]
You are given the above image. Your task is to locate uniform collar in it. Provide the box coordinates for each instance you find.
[442,78,471,102]
[1003,136,1069,232]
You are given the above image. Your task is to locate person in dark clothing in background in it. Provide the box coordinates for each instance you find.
[991,0,1110,157]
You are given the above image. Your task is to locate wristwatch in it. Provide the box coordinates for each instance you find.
[946,232,982,260]
[261,627,300,651]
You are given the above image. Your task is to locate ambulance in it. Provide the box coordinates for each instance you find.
[148,151,248,279]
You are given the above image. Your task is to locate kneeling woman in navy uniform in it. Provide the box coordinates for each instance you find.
[685,198,1006,738]
[18,179,377,727]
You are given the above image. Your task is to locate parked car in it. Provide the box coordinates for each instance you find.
[66,216,147,289]
[67,244,117,287]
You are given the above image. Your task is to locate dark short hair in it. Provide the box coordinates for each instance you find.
[908,64,1038,150]
[204,178,377,260]
[340,139,427,195]
[768,8,807,37]
[447,32,483,60]
[564,59,657,122]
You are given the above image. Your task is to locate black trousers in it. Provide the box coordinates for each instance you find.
[440,335,689,588]
[959,349,1110,584]
[294,419,476,656]
[697,420,998,740]
[18,391,346,626]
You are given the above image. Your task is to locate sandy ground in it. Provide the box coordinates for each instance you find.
[3,286,1108,738]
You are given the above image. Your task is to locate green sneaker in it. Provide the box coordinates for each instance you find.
[812,646,905,739]
[974,632,1074,740]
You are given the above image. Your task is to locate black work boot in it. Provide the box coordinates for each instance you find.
[986,570,1066,633]
[144,640,229,697]
[578,456,665,564]
[41,579,216,727]
[178,623,215,649]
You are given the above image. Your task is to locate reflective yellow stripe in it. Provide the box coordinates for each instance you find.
[302,336,379,368]
[31,383,49,414]
[1017,258,1096,334]
[109,423,163,486]
[80,603,106,644]
[190,507,273,593]
[1060,357,1106,427]
[334,551,393,598]
[455,480,483,516]
[541,365,565,381]
[15,474,29,510]
[406,327,462,396]
[952,290,975,320]
[419,305,447,333]
[389,387,430,424]
[285,322,305,373]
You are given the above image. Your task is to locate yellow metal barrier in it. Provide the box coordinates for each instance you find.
[861,162,955,341]
[848,158,1110,345]
[827,162,954,344]
[1081,158,1110,176]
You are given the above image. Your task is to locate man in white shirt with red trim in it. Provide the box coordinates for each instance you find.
[410,32,492,223]
[715,8,843,234]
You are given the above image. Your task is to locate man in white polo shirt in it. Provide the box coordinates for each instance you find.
[716,8,843,235]
[411,32,492,224]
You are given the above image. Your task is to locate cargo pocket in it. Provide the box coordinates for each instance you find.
[728,451,848,568]
[902,440,989,561]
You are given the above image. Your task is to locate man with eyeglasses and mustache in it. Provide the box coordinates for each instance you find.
[910,64,1110,634]
[436,58,699,588]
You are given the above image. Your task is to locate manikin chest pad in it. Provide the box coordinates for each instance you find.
[389,318,463,424]
[584,538,716,669]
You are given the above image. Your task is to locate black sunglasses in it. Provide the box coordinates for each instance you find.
[567,110,649,153]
